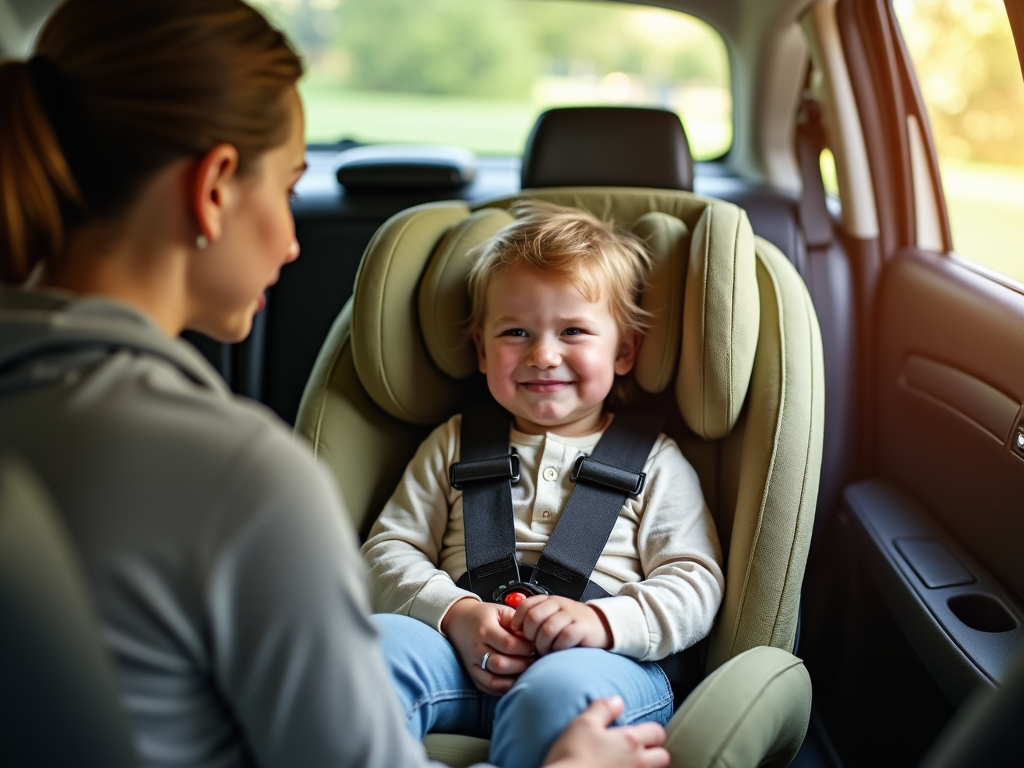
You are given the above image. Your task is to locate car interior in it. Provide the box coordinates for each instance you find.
[1,0,1023,766]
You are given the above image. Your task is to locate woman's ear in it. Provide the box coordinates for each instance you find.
[614,330,641,376]
[472,329,487,374]
[193,144,240,245]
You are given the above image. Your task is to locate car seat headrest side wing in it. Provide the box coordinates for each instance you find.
[631,212,689,395]
[678,204,759,439]
[419,208,515,379]
[351,202,473,424]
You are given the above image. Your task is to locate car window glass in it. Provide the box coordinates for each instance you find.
[253,0,732,160]
[894,0,1024,284]
[820,147,840,199]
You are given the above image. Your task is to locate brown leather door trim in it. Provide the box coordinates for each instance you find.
[900,355,1020,443]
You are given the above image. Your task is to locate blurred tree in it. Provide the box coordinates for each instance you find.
[255,0,729,98]
[896,0,1024,166]
[336,0,537,97]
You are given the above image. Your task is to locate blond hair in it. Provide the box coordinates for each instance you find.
[467,201,652,334]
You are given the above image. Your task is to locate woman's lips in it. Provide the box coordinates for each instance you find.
[520,380,570,393]
[256,293,267,312]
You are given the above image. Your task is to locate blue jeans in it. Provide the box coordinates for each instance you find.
[372,613,674,768]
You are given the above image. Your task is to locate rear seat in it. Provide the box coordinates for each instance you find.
[190,107,805,425]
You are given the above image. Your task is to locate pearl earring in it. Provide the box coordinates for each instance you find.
[196,234,209,250]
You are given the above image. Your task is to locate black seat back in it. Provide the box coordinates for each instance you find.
[0,457,137,768]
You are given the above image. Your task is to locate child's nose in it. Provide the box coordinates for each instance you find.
[528,339,560,368]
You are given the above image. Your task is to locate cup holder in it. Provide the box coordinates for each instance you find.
[947,593,1018,633]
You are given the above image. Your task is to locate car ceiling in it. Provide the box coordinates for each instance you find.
[0,0,815,188]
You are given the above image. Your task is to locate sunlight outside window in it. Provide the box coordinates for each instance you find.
[895,0,1024,285]
[253,0,732,160]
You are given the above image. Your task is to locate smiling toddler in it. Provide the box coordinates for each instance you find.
[362,201,724,768]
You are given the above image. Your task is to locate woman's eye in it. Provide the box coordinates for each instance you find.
[288,189,300,204]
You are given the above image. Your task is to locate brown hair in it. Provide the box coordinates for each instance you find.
[467,200,652,334]
[0,0,303,284]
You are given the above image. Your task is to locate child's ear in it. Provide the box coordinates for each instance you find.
[472,330,487,374]
[614,330,641,376]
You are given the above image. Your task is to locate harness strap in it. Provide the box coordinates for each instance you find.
[459,397,523,600]
[531,412,662,601]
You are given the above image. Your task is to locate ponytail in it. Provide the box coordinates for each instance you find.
[0,60,82,283]
[0,0,302,286]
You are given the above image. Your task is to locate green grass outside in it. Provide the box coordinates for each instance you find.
[299,83,732,160]
[940,162,1024,286]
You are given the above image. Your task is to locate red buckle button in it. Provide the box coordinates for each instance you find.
[503,591,527,609]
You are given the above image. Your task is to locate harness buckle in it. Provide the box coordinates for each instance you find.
[570,455,646,498]
[449,454,520,491]
[493,580,549,605]
[468,555,523,602]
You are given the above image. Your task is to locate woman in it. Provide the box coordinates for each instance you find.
[0,2,669,767]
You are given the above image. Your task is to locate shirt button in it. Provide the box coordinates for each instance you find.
[543,467,558,482]
[542,510,551,518]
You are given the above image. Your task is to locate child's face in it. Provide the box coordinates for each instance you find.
[472,266,639,437]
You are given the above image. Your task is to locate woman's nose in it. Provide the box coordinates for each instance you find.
[285,238,300,264]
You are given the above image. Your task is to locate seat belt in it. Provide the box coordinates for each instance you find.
[796,91,834,263]
[450,394,660,605]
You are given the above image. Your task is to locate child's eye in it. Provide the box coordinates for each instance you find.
[563,327,584,336]
[500,328,528,338]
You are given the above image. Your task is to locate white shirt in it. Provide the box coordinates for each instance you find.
[362,413,725,661]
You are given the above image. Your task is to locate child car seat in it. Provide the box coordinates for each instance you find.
[296,187,823,768]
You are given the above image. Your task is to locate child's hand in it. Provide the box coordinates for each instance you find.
[441,597,536,695]
[510,594,612,655]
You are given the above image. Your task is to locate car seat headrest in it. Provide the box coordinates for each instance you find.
[521,107,694,192]
[351,193,758,438]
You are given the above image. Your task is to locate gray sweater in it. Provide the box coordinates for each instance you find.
[0,288,436,768]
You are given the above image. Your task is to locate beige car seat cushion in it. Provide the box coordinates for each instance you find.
[423,734,491,768]
[678,204,759,440]
[351,202,472,424]
[665,645,811,768]
[419,208,515,379]
[707,238,823,670]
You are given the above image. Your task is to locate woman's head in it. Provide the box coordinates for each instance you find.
[0,0,305,339]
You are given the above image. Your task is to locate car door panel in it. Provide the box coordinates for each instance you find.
[846,478,1024,705]
[875,249,1024,606]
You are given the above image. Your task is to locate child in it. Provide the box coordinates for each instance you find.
[362,201,724,768]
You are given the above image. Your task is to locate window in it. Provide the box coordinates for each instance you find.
[253,0,732,160]
[894,0,1024,284]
